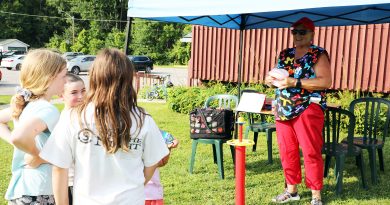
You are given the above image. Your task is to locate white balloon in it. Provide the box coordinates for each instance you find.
[268,68,289,87]
[268,68,289,80]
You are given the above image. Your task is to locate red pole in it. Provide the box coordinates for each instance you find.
[235,146,246,205]
[235,121,245,205]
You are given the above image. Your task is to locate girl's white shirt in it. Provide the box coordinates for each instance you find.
[40,103,169,205]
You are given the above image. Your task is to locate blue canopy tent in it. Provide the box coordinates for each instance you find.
[126,0,390,96]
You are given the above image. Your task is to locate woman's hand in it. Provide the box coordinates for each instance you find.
[265,75,276,88]
[277,77,297,89]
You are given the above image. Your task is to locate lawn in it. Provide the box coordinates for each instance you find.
[1,100,390,204]
[0,96,12,106]
[155,65,188,69]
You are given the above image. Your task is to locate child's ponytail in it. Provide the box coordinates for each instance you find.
[11,87,38,120]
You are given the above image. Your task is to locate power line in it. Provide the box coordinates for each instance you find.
[0,10,128,23]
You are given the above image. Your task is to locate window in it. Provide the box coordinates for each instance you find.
[140,57,148,61]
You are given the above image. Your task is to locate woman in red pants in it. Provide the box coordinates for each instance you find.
[265,17,332,205]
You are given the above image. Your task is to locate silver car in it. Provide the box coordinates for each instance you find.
[66,55,95,75]
[62,52,84,61]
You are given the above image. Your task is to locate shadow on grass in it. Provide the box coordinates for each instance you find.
[245,159,282,174]
[322,178,390,204]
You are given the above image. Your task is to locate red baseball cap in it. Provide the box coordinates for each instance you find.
[292,17,315,31]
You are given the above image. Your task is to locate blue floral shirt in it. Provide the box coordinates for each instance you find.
[274,45,328,121]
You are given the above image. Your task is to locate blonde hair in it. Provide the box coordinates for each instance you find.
[11,49,66,119]
[77,48,145,154]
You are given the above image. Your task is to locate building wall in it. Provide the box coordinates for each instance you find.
[1,41,28,52]
[189,24,390,93]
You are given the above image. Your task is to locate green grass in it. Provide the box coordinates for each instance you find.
[0,96,12,106]
[155,65,188,69]
[1,99,390,204]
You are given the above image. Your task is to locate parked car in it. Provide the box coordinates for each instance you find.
[127,55,153,73]
[1,50,27,57]
[0,50,26,64]
[66,55,95,75]
[62,52,84,61]
[0,55,26,70]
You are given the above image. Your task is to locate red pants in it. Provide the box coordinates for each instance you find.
[276,104,324,190]
[145,200,164,205]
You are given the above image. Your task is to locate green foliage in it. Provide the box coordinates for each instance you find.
[1,1,190,65]
[105,28,125,49]
[0,0,66,48]
[167,86,205,114]
[88,38,105,54]
[71,29,90,53]
[166,83,390,133]
[169,25,192,65]
[130,20,190,64]
[169,41,191,65]
[167,82,275,114]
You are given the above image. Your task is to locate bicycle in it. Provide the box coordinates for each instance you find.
[146,74,173,101]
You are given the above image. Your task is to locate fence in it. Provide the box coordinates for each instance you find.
[189,24,390,93]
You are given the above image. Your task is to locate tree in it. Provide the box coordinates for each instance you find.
[71,29,90,54]
[105,28,126,49]
[0,1,191,65]
[130,20,189,65]
[0,0,66,48]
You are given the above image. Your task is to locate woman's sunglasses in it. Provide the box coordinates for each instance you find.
[291,29,311,35]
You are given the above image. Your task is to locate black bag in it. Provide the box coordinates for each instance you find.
[189,108,235,139]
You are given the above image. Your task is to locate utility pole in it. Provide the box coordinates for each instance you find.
[60,10,75,45]
[72,16,75,45]
[124,17,133,55]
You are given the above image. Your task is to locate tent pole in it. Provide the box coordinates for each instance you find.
[237,15,246,101]
[237,29,244,101]
[124,17,133,55]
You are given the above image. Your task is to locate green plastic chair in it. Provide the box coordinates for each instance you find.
[344,97,390,184]
[189,94,238,179]
[241,89,276,164]
[323,107,367,194]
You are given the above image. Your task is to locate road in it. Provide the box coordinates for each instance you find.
[0,67,188,95]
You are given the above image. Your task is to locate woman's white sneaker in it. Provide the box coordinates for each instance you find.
[271,190,300,203]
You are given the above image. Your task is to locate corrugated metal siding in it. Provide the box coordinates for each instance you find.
[189,24,390,93]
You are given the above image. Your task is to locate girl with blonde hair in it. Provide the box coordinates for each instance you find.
[0,49,67,204]
[40,48,169,205]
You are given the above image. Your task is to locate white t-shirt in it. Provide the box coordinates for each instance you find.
[40,104,169,205]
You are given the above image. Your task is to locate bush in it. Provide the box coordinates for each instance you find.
[166,82,275,114]
[166,82,390,135]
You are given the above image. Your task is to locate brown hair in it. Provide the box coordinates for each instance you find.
[77,48,145,153]
[66,73,84,84]
[11,49,66,119]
